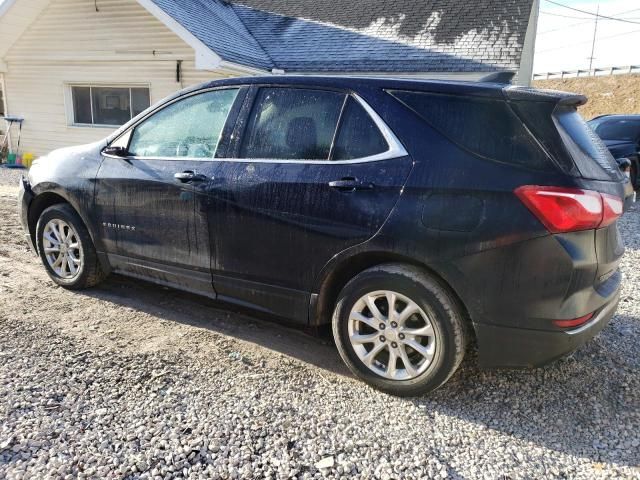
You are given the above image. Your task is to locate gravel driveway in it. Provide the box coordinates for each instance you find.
[0,166,638,479]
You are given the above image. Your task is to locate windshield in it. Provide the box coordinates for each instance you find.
[594,119,640,141]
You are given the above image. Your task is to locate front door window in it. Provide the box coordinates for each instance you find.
[128,89,239,158]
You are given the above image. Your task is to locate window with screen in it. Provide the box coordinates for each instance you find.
[127,89,239,158]
[240,88,345,160]
[70,86,150,127]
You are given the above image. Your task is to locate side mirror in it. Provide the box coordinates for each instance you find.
[102,145,128,158]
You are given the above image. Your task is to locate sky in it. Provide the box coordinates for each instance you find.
[534,0,640,73]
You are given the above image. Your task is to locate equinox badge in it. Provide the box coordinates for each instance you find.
[102,222,136,231]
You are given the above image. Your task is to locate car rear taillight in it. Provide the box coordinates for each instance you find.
[553,312,594,329]
[514,186,623,233]
[600,193,624,228]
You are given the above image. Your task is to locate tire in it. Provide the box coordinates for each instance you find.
[36,203,106,289]
[332,263,468,397]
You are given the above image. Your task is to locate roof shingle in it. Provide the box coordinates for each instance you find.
[151,0,535,73]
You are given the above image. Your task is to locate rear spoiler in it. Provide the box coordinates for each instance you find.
[503,86,587,107]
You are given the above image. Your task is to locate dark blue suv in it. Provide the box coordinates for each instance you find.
[588,114,640,190]
[18,77,634,396]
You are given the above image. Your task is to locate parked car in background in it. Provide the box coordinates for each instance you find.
[18,76,635,396]
[588,114,640,189]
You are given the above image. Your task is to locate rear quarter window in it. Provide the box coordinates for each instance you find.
[388,90,551,170]
[331,97,388,160]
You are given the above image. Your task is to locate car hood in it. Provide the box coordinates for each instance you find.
[29,140,106,186]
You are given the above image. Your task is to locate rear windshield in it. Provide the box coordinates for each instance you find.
[594,119,640,141]
[554,107,623,181]
[388,90,551,170]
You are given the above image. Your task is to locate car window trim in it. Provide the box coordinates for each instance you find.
[228,90,406,164]
[327,95,350,161]
[105,89,407,164]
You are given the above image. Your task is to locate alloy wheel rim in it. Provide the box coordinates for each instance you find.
[348,290,436,380]
[43,219,83,279]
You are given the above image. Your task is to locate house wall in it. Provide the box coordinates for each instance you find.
[0,0,52,65]
[1,0,235,157]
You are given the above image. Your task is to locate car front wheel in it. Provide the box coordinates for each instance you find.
[332,264,468,396]
[36,204,106,289]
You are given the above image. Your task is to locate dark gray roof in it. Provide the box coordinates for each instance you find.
[150,0,535,73]
[151,0,273,69]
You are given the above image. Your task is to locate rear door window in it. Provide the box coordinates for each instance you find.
[388,90,551,170]
[331,97,388,160]
[240,88,345,160]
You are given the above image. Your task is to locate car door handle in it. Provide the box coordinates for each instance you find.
[174,171,209,183]
[328,177,375,191]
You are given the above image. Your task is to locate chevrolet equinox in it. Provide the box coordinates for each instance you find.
[18,76,634,396]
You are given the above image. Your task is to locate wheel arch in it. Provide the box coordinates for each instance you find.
[27,190,103,262]
[310,251,475,339]
[27,192,70,250]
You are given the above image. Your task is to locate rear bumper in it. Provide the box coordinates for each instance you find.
[17,177,37,254]
[475,291,619,368]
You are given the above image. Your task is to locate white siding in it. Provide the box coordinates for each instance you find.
[0,0,52,60]
[2,0,235,156]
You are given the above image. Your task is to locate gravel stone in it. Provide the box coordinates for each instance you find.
[0,166,26,185]
[315,456,335,469]
[0,167,639,479]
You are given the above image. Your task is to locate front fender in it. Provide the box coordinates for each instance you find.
[30,180,90,222]
[27,140,106,251]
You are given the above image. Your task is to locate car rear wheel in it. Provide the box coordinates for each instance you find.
[332,264,468,396]
[36,204,106,289]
